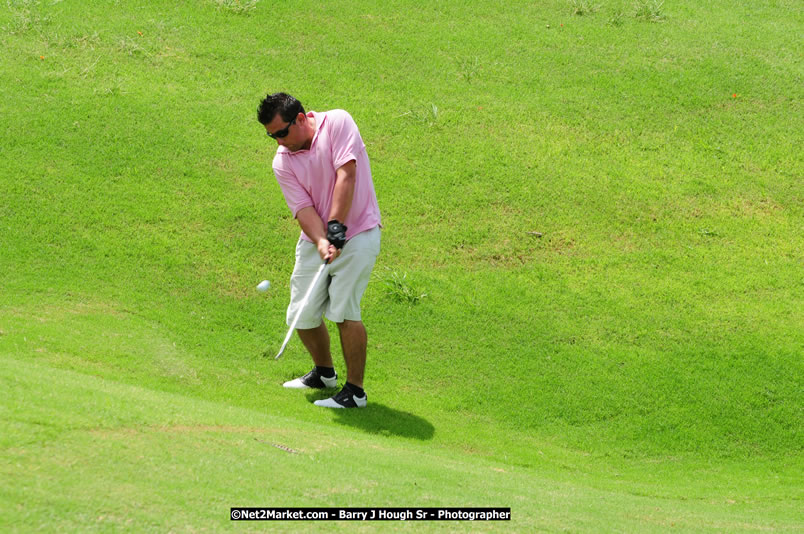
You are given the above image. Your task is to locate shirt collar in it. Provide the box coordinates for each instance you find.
[276,111,325,155]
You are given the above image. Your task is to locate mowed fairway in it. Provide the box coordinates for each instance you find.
[1,0,801,532]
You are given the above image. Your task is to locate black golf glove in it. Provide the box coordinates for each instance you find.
[327,220,348,249]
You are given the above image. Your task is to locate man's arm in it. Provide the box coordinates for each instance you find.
[296,207,336,262]
[328,160,356,223]
[295,160,356,263]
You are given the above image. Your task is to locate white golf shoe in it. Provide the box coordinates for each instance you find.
[313,387,367,408]
[283,368,338,389]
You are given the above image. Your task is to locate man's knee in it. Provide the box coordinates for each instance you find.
[337,319,363,330]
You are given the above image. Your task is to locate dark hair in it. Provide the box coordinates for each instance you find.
[257,92,304,125]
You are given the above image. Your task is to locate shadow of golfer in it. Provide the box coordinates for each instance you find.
[305,395,435,440]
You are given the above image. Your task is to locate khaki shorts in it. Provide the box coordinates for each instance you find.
[287,226,380,328]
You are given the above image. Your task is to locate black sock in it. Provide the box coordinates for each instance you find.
[315,366,335,379]
[344,382,365,397]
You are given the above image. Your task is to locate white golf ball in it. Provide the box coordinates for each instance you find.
[256,280,271,292]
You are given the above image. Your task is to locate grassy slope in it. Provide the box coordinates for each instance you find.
[3,356,800,533]
[1,0,802,531]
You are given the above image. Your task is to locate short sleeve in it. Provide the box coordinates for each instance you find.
[273,157,314,218]
[328,110,366,170]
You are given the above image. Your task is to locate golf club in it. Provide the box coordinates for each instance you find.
[275,258,329,360]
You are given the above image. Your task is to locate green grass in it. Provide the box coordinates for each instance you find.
[1,0,802,531]
[3,356,801,533]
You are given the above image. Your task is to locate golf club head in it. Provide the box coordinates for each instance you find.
[274,346,286,360]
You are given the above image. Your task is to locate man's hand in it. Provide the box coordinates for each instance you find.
[317,238,339,263]
[327,220,348,249]
[316,220,346,263]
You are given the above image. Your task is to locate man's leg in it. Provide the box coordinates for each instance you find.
[283,322,337,389]
[313,227,378,407]
[336,320,366,388]
[297,322,333,368]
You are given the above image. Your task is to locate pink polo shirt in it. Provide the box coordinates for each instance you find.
[272,110,381,243]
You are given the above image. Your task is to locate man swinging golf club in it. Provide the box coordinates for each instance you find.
[257,92,381,408]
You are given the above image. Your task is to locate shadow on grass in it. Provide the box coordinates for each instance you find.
[305,393,435,440]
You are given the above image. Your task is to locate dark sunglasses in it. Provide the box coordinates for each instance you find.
[266,117,297,139]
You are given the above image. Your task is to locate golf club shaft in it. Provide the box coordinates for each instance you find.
[275,259,329,360]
